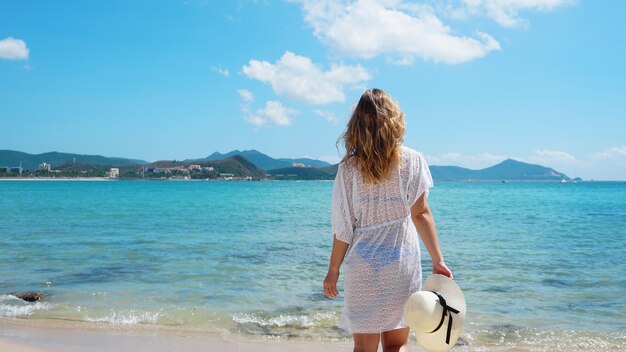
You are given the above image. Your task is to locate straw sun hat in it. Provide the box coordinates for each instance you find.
[403,274,466,352]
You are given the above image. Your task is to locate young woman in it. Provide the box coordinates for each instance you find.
[323,89,453,352]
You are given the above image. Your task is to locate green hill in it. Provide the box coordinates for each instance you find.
[429,165,472,181]
[266,158,570,181]
[191,150,331,171]
[472,159,568,180]
[430,159,569,181]
[277,158,331,168]
[192,149,290,170]
[208,155,266,178]
[1,149,572,181]
[266,166,335,180]
[0,150,147,170]
[136,155,266,179]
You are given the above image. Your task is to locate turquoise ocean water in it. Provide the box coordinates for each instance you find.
[1,180,625,350]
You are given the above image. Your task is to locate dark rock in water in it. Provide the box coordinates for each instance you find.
[13,292,46,302]
[456,336,470,346]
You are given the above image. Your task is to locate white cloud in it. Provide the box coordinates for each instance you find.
[317,155,343,164]
[521,149,582,178]
[293,0,500,64]
[238,89,296,126]
[459,0,574,28]
[245,100,298,127]
[424,154,442,165]
[429,151,506,168]
[530,149,578,163]
[586,146,626,181]
[313,109,338,123]
[242,51,371,104]
[591,146,626,160]
[238,89,254,103]
[211,65,230,77]
[0,37,29,60]
[442,152,462,161]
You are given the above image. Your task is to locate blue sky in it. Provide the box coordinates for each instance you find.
[1,0,625,180]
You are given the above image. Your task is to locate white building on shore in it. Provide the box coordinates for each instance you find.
[108,168,120,178]
[39,162,52,172]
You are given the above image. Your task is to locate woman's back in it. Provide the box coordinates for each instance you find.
[331,145,433,333]
[333,146,432,232]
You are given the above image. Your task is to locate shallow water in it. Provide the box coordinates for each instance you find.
[0,180,624,349]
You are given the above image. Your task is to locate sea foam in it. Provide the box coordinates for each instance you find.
[0,294,51,318]
[84,308,163,325]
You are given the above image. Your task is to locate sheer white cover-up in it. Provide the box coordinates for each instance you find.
[331,146,434,334]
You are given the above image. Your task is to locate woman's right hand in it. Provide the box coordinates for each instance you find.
[432,261,453,279]
[323,269,340,298]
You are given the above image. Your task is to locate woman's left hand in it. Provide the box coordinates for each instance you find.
[432,261,454,279]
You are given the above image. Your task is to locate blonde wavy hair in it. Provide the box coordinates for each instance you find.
[339,88,406,184]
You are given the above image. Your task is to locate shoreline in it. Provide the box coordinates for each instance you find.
[0,317,354,352]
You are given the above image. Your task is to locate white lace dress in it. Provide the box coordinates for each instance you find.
[332,146,434,334]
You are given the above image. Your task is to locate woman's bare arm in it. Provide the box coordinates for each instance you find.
[323,235,350,298]
[411,193,453,278]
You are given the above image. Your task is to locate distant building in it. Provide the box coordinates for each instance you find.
[109,168,120,178]
[292,163,307,168]
[202,166,214,172]
[188,164,201,171]
[39,162,52,172]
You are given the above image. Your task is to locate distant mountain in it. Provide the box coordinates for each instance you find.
[266,158,570,181]
[278,158,331,168]
[188,149,288,170]
[430,159,570,181]
[188,150,330,171]
[139,155,266,179]
[0,150,148,170]
[320,164,339,174]
[1,149,572,181]
[208,155,266,179]
[429,165,472,181]
[266,166,335,180]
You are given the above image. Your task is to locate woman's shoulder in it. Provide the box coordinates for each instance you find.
[337,156,356,174]
[401,145,425,160]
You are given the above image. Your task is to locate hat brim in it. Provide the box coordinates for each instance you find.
[414,274,466,352]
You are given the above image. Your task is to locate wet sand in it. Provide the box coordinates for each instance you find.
[0,318,353,352]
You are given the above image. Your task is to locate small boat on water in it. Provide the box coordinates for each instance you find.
[560,179,567,183]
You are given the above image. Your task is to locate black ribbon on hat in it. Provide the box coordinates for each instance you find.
[429,291,461,345]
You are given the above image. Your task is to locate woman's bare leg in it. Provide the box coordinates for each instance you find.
[381,327,410,352]
[352,333,380,352]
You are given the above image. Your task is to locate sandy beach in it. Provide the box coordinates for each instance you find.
[3,317,624,352]
[0,318,355,352]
